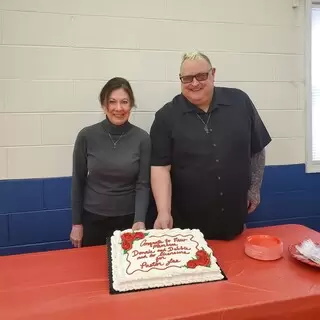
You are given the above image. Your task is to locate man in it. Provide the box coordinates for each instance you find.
[149,51,271,240]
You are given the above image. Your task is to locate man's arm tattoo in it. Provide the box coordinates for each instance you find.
[248,149,266,202]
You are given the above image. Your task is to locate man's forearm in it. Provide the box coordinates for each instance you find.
[249,149,266,198]
[151,166,172,216]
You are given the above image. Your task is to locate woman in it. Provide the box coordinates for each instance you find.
[70,77,151,247]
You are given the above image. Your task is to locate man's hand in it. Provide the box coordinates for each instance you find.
[247,190,260,214]
[70,224,83,248]
[132,222,145,231]
[154,212,173,229]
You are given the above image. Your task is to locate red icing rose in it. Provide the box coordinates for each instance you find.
[121,232,135,243]
[196,250,208,259]
[196,250,210,267]
[121,232,145,253]
[134,232,145,240]
[187,260,198,269]
[122,240,132,251]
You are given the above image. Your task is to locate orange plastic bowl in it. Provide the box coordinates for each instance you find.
[245,235,283,261]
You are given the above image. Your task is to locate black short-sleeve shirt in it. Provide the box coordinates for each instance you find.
[150,86,271,240]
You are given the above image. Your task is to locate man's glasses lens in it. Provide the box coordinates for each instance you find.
[180,71,210,84]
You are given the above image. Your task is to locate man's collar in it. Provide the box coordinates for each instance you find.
[180,86,232,113]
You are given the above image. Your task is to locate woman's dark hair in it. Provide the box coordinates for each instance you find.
[99,77,135,107]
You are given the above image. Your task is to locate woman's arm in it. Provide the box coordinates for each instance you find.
[133,134,151,226]
[71,130,88,225]
[70,130,88,247]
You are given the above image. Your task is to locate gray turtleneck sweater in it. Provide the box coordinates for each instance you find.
[71,118,151,225]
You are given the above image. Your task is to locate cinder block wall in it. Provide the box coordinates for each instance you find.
[0,0,319,255]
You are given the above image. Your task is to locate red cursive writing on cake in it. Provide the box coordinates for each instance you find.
[125,234,202,275]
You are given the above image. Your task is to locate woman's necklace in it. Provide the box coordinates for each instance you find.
[108,132,125,149]
[196,113,211,134]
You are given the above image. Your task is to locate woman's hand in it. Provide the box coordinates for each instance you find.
[70,224,83,248]
[132,222,145,231]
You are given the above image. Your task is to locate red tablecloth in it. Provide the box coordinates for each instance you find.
[0,224,319,320]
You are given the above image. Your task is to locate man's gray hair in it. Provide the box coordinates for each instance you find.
[180,51,212,72]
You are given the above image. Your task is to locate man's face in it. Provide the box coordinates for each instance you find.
[180,59,215,106]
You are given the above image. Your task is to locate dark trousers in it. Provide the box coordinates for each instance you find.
[82,210,134,247]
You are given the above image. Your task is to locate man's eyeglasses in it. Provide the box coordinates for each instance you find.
[179,69,212,84]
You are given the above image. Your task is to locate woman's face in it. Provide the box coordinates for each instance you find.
[103,88,132,125]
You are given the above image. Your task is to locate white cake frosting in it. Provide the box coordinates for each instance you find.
[110,228,224,292]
